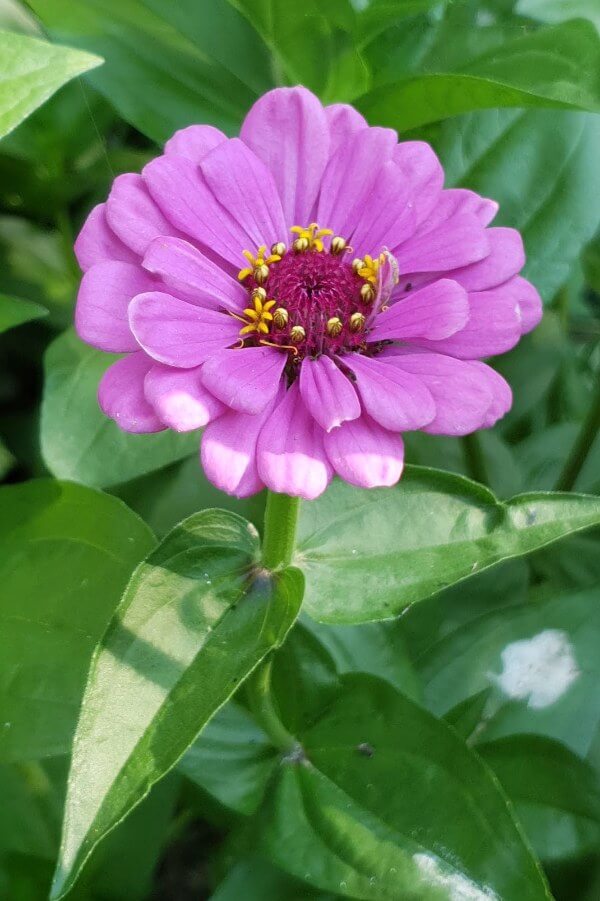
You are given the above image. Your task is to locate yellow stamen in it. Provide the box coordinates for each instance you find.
[237,294,276,337]
[357,252,385,285]
[290,222,333,253]
[237,244,281,282]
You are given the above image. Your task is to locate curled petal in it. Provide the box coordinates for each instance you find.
[75,261,155,353]
[129,292,240,368]
[164,124,226,162]
[324,415,404,489]
[344,354,435,432]
[257,383,333,500]
[98,352,164,433]
[369,279,469,342]
[201,346,286,414]
[394,214,490,273]
[106,173,180,256]
[299,355,361,432]
[145,364,225,431]
[449,228,525,292]
[74,203,137,272]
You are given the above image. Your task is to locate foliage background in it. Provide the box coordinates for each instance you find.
[2,0,600,899]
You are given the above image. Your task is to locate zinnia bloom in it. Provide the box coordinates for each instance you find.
[74,87,542,499]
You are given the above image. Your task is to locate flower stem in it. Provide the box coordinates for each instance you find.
[555,376,600,491]
[246,657,298,753]
[261,491,300,570]
[462,432,488,485]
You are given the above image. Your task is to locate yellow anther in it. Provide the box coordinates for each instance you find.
[273,307,289,329]
[326,316,343,337]
[352,257,365,274]
[290,223,333,253]
[361,283,376,304]
[349,312,366,333]
[357,253,385,285]
[237,244,281,282]
[290,325,306,344]
[271,242,286,257]
[239,294,276,336]
[330,236,347,256]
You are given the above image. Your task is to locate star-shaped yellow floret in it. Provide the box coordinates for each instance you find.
[239,295,276,336]
[357,253,385,285]
[238,245,282,281]
[290,223,333,252]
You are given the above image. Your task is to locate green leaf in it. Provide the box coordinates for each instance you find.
[179,701,277,815]
[478,735,600,864]
[515,423,600,492]
[51,509,303,900]
[296,466,600,623]
[0,294,47,333]
[418,588,600,757]
[0,480,154,763]
[210,858,338,900]
[0,29,101,140]
[358,20,600,130]
[41,329,199,488]
[438,108,600,303]
[258,674,550,900]
[27,0,270,142]
[517,0,600,32]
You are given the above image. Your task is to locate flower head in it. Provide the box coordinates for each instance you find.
[74,87,542,499]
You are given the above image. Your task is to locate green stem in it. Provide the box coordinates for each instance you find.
[555,376,600,491]
[462,432,488,485]
[246,657,298,753]
[262,491,300,570]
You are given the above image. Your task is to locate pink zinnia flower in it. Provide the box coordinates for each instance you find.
[74,87,542,500]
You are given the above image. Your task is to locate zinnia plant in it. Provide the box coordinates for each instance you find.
[3,4,600,901]
[75,86,541,499]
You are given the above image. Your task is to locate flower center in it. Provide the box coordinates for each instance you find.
[236,225,388,361]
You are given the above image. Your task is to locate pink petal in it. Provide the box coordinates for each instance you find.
[299,355,361,432]
[450,228,525,292]
[469,362,513,427]
[413,188,498,236]
[393,141,444,227]
[417,278,528,360]
[106,173,181,256]
[129,292,240,368]
[324,415,404,489]
[317,127,398,241]
[144,364,225,431]
[164,124,226,162]
[325,103,368,157]
[240,86,330,227]
[98,352,164,433]
[200,346,286,414]
[74,203,137,272]
[369,279,469,342]
[143,154,251,265]
[200,138,287,249]
[394,214,490,273]
[201,393,281,498]
[343,354,435,431]
[75,261,155,352]
[383,350,495,436]
[349,160,416,259]
[143,237,245,311]
[514,276,543,334]
[257,383,333,500]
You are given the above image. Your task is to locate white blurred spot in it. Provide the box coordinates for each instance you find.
[491,629,579,709]
[414,854,497,900]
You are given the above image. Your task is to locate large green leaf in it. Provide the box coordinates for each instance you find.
[0,480,154,763]
[0,28,101,140]
[438,108,600,303]
[41,329,199,488]
[0,294,47,333]
[51,509,303,900]
[296,467,600,623]
[518,0,600,32]
[210,858,338,900]
[359,19,600,130]
[258,674,550,900]
[27,0,270,142]
[418,589,600,757]
[478,735,600,865]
